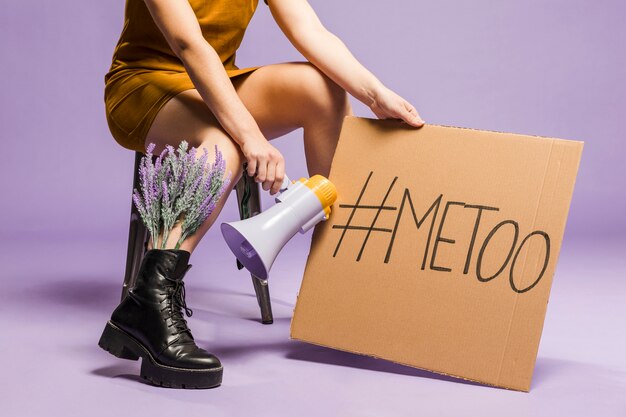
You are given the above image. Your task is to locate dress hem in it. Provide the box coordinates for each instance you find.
[107,66,264,153]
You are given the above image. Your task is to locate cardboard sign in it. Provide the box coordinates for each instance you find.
[290,117,583,391]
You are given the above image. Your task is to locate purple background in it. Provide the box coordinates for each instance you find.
[1,1,624,416]
[1,0,625,239]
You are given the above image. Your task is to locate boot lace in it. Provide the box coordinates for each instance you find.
[159,264,194,338]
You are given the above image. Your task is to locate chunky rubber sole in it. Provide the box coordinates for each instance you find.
[98,321,223,389]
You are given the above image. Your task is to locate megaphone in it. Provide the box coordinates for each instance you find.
[220,173,337,280]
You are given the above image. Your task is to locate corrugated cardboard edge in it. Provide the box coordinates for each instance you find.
[492,136,584,390]
[289,116,585,393]
[287,332,528,392]
[335,115,586,143]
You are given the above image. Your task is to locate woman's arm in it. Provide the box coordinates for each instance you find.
[144,0,285,193]
[266,0,424,127]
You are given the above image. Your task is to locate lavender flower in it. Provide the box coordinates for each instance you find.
[132,140,231,250]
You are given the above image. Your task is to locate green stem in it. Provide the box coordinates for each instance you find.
[175,231,189,250]
[161,226,169,249]
[149,229,156,251]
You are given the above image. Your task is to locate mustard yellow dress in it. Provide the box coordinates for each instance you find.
[104,0,268,153]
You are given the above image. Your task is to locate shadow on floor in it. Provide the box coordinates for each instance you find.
[91,364,148,385]
[24,277,122,314]
[203,335,506,389]
[286,345,626,392]
[284,341,506,390]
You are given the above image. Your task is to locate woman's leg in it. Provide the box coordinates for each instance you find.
[232,61,353,178]
[144,61,353,253]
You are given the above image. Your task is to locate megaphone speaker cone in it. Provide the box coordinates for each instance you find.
[220,222,271,280]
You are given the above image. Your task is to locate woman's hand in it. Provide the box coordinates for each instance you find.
[368,85,425,127]
[240,137,286,195]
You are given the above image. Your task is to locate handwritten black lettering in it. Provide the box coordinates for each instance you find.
[430,201,465,272]
[476,220,519,282]
[463,204,499,274]
[509,231,550,293]
[330,172,552,294]
[384,190,442,267]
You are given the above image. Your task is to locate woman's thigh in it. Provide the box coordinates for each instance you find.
[145,61,344,149]
[230,61,348,137]
[144,61,345,183]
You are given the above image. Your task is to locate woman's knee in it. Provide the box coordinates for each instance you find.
[197,132,245,185]
[295,62,350,118]
[144,88,245,184]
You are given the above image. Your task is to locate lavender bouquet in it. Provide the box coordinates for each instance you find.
[132,141,232,250]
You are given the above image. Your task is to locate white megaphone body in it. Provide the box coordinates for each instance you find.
[220,174,337,280]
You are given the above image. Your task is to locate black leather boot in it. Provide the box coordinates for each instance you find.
[98,249,222,388]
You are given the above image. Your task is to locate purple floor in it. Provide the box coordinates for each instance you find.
[2,231,624,416]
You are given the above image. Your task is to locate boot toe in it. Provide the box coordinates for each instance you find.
[187,350,222,369]
[158,343,222,370]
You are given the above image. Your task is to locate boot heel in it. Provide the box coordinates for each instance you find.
[98,321,140,361]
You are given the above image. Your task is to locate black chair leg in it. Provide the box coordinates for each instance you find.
[251,277,273,324]
[121,152,149,302]
[234,169,274,324]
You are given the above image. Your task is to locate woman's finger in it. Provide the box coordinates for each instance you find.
[256,158,267,183]
[372,107,388,120]
[403,102,425,127]
[405,111,425,127]
[271,159,285,195]
[246,158,257,177]
[264,159,276,191]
